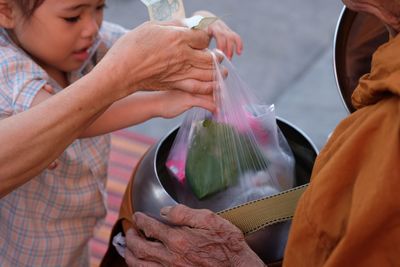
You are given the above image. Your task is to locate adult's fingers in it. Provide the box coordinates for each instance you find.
[160,204,221,229]
[185,28,211,50]
[132,212,207,260]
[178,67,215,82]
[186,48,224,71]
[132,213,176,243]
[185,49,214,70]
[125,228,171,264]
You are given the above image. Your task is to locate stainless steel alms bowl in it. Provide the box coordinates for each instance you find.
[333,7,388,113]
[132,117,318,263]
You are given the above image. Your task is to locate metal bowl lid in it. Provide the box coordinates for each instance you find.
[333,7,388,113]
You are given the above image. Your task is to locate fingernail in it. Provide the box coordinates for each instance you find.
[160,206,172,216]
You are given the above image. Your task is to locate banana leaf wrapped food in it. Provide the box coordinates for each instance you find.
[186,119,269,199]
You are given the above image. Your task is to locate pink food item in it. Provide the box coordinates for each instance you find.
[226,110,269,145]
[166,159,186,183]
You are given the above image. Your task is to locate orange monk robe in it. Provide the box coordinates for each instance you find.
[283,33,400,266]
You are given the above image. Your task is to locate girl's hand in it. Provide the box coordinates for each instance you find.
[207,19,243,60]
[156,90,216,118]
[194,11,243,60]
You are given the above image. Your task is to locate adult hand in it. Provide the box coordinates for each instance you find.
[125,204,266,267]
[96,22,222,99]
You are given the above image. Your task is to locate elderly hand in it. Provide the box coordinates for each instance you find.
[96,22,221,99]
[125,204,266,267]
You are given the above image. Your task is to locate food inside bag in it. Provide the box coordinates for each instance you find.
[186,119,268,199]
[166,50,295,208]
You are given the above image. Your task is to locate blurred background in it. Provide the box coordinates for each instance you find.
[104,0,348,150]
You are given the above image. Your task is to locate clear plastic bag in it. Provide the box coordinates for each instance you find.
[166,50,295,210]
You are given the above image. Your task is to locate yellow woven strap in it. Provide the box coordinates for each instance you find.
[217,184,308,235]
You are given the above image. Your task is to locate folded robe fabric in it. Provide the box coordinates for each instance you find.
[284,32,400,266]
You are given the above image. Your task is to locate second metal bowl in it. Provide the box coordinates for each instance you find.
[333,7,388,113]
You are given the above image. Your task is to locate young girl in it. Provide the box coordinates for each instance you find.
[0,0,242,266]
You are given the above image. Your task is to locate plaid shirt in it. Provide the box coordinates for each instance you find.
[0,22,127,267]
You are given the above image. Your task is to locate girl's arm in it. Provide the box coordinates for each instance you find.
[79,90,215,138]
[32,88,215,139]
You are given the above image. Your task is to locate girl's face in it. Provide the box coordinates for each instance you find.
[11,0,106,74]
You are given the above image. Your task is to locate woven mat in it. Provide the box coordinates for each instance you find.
[89,130,155,267]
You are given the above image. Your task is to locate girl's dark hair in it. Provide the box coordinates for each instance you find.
[14,0,45,18]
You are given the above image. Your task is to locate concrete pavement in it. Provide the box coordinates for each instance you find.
[104,0,348,150]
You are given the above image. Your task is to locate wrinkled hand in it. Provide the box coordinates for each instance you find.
[98,22,222,98]
[125,204,265,267]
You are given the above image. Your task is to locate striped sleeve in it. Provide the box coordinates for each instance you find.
[0,51,47,118]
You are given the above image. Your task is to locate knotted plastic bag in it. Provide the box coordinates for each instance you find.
[166,51,295,209]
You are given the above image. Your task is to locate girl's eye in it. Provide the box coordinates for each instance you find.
[64,16,80,23]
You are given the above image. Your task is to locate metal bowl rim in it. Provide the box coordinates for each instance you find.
[333,6,352,114]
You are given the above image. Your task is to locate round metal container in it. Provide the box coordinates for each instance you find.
[333,7,388,113]
[132,117,318,263]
